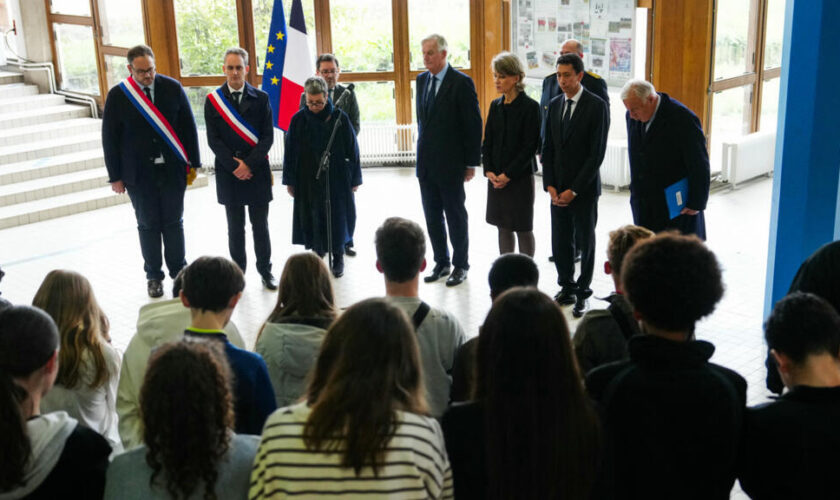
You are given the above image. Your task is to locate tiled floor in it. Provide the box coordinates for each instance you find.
[0,168,772,498]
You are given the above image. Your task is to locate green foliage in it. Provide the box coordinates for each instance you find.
[174,0,239,76]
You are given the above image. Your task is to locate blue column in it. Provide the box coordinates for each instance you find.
[764,0,840,316]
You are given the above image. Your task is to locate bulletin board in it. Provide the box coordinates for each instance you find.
[512,0,636,87]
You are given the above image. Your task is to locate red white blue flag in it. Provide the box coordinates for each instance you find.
[262,0,312,131]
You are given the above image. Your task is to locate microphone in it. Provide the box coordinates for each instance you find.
[334,83,355,109]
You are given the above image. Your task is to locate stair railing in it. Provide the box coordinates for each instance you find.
[3,57,99,119]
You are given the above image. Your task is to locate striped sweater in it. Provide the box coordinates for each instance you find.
[249,403,454,499]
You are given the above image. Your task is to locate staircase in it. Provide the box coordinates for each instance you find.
[0,69,207,230]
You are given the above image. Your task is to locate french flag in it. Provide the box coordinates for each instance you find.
[262,0,312,131]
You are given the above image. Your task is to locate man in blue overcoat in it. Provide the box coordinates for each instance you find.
[622,79,709,239]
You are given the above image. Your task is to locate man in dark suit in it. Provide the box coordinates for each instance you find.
[540,39,609,264]
[622,79,709,239]
[540,38,609,143]
[542,54,608,317]
[299,53,360,256]
[415,34,482,287]
[205,47,276,290]
[102,45,200,298]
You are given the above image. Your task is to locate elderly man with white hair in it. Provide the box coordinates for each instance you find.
[621,79,710,239]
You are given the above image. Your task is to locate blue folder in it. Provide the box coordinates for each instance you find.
[665,178,689,219]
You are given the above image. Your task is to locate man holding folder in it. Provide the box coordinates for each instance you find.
[621,79,710,239]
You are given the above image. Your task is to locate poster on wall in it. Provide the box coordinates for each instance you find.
[512,0,636,87]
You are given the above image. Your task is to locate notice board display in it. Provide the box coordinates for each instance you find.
[512,0,636,87]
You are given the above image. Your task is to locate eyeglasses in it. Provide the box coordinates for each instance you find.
[131,66,156,76]
[319,69,337,75]
[306,99,326,107]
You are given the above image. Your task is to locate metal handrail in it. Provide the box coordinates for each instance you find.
[3,57,99,119]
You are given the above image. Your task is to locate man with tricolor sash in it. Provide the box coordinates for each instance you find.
[102,45,200,299]
[205,48,277,290]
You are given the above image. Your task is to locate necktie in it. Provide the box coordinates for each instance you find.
[425,76,437,116]
[143,86,152,103]
[328,88,334,103]
[562,98,573,137]
[232,91,241,111]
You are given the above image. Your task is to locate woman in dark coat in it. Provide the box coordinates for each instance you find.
[482,51,541,256]
[283,76,361,278]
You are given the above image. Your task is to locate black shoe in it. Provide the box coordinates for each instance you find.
[446,268,468,287]
[424,263,451,283]
[573,295,589,318]
[548,255,555,263]
[331,254,345,278]
[344,243,357,257]
[147,279,164,298]
[554,287,576,305]
[261,273,278,290]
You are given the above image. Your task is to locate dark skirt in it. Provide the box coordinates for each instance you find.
[485,174,535,231]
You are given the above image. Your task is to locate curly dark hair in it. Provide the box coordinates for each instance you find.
[140,341,234,500]
[622,232,724,332]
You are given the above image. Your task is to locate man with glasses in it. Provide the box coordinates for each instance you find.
[415,33,482,287]
[102,44,200,298]
[283,76,361,278]
[205,47,277,290]
[300,53,360,256]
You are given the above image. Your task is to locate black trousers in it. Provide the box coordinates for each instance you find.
[419,177,469,270]
[126,183,186,281]
[225,203,272,276]
[550,196,598,295]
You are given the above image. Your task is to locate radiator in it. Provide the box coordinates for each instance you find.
[601,141,631,192]
[198,122,418,170]
[720,131,776,188]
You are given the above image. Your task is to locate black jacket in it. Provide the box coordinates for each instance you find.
[586,335,746,500]
[740,386,840,499]
[540,70,609,144]
[205,82,275,206]
[541,87,608,201]
[415,65,483,183]
[102,74,200,190]
[481,92,540,180]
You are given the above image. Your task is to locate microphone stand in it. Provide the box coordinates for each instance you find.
[316,85,353,270]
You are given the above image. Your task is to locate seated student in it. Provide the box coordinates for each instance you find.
[586,233,746,500]
[117,270,245,450]
[0,305,111,499]
[767,240,840,394]
[250,298,453,499]
[255,252,337,407]
[33,270,122,451]
[180,256,276,435]
[573,225,654,374]
[450,253,539,402]
[375,217,465,417]
[105,341,259,500]
[740,292,840,499]
[443,288,602,500]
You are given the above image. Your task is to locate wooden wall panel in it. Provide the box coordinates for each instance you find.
[651,0,714,130]
[477,0,503,122]
[142,0,179,78]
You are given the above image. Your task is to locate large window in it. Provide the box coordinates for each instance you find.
[709,0,785,171]
[164,0,477,129]
[46,0,147,101]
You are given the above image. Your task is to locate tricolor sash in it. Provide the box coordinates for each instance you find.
[118,76,191,168]
[207,88,259,147]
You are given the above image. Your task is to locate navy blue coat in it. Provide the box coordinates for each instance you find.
[415,65,482,183]
[540,71,609,144]
[625,93,709,239]
[541,88,609,201]
[282,103,361,254]
[102,74,200,190]
[204,82,274,206]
